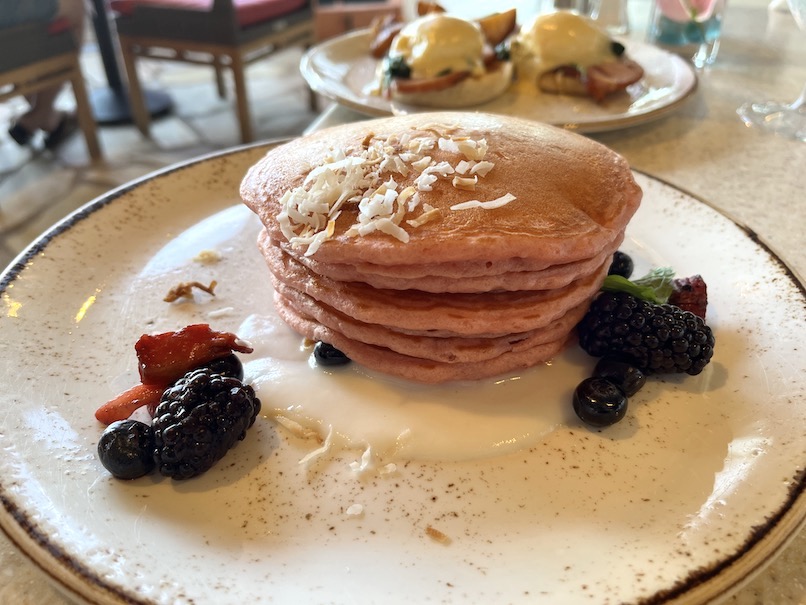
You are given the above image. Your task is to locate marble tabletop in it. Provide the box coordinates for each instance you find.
[1,0,804,603]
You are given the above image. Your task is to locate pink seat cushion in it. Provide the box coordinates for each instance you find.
[47,16,72,34]
[109,0,308,28]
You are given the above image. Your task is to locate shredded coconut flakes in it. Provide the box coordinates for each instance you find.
[450,193,517,211]
[276,128,507,254]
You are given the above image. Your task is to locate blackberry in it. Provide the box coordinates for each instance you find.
[577,291,715,375]
[152,368,261,479]
[593,357,646,396]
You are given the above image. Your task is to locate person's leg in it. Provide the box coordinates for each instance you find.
[9,0,87,145]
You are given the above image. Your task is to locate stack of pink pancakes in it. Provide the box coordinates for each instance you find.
[241,112,642,383]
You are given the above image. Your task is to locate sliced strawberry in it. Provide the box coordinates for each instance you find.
[135,324,252,387]
[94,383,164,425]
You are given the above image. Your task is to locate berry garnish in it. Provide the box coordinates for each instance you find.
[135,324,252,387]
[577,291,715,375]
[669,274,708,319]
[608,251,634,279]
[152,369,261,480]
[313,341,351,366]
[97,420,156,480]
[593,357,646,396]
[203,353,244,381]
[573,377,628,427]
[95,324,254,426]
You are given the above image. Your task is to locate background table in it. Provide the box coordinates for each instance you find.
[1,0,804,602]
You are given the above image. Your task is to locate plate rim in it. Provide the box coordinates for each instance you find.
[0,145,804,605]
[299,29,700,134]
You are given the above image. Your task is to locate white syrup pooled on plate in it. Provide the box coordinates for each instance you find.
[237,313,577,464]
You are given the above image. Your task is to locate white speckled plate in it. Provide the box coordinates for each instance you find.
[299,30,697,133]
[0,143,804,605]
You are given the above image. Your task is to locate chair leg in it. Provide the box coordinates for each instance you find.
[213,55,227,99]
[229,53,253,144]
[70,67,102,161]
[118,39,152,137]
[307,85,317,112]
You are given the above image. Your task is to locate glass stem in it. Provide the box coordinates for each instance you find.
[790,81,806,111]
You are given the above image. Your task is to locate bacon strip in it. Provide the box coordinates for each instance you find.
[95,324,253,425]
[585,59,644,102]
[136,324,252,386]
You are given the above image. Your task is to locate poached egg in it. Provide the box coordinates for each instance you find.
[388,13,487,80]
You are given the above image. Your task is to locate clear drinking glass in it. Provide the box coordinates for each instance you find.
[736,0,806,142]
[647,0,727,68]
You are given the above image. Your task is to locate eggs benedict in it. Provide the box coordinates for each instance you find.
[514,11,644,102]
[377,12,515,108]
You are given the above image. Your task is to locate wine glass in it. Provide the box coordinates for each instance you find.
[736,0,806,141]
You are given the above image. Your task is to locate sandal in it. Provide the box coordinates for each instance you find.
[8,122,34,146]
[44,113,79,150]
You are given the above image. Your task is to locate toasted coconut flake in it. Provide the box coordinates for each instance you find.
[452,175,478,191]
[349,446,374,474]
[164,280,217,303]
[470,160,495,177]
[450,193,517,211]
[299,424,334,468]
[406,206,442,227]
[345,503,364,516]
[278,129,498,252]
[193,249,222,264]
[454,160,473,175]
[274,415,318,440]
[411,156,433,171]
[438,137,460,154]
[207,306,234,319]
[426,525,452,545]
[376,217,410,242]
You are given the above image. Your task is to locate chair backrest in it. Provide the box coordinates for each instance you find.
[0,21,76,75]
[113,0,313,45]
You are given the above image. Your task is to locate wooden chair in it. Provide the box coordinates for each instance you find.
[0,19,102,160]
[110,0,316,144]
[312,0,402,41]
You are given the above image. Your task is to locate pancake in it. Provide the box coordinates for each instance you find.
[272,230,625,293]
[276,235,622,278]
[240,112,641,267]
[275,284,590,363]
[241,111,642,382]
[265,242,610,335]
[275,298,573,384]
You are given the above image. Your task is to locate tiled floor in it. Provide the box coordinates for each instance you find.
[0,38,322,270]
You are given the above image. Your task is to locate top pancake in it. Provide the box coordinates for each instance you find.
[240,112,642,267]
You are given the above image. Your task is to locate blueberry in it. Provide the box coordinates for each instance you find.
[608,251,634,279]
[97,420,156,479]
[573,377,628,427]
[593,357,646,396]
[313,341,351,366]
[202,353,244,381]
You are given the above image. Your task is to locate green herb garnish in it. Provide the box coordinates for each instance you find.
[601,267,676,304]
